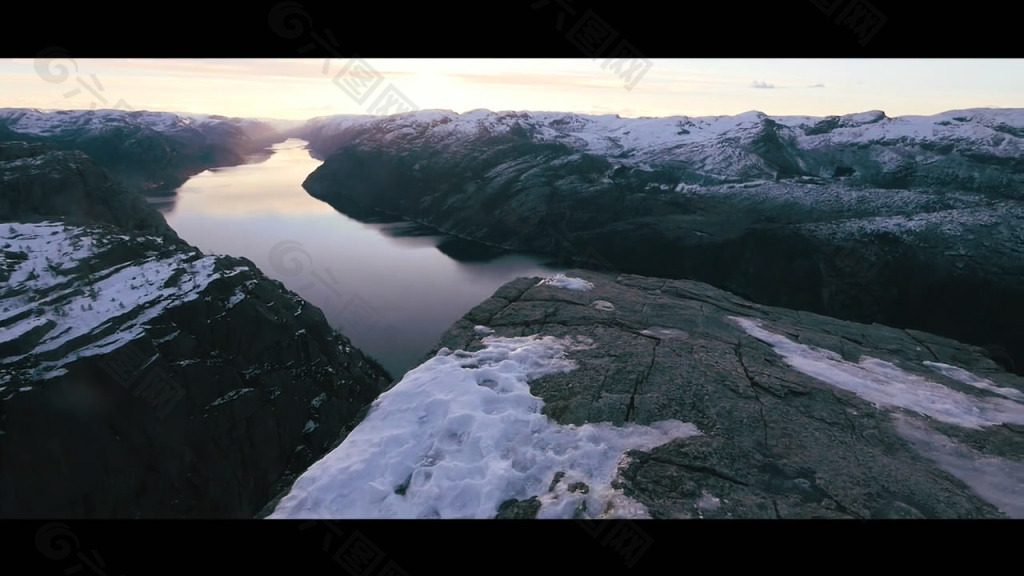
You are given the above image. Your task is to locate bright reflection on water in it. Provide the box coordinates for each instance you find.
[159,138,562,380]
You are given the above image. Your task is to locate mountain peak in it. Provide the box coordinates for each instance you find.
[840,109,887,125]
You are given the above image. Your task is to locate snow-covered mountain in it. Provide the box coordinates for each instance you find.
[0,107,285,144]
[0,108,291,193]
[300,107,1024,196]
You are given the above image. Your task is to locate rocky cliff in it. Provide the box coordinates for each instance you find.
[0,141,391,518]
[270,270,1022,519]
[0,141,176,239]
[297,108,1024,375]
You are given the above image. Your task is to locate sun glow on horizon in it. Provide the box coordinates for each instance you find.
[1,58,1022,121]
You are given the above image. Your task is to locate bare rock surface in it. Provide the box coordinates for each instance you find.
[435,270,1024,518]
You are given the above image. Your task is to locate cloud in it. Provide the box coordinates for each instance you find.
[449,71,618,90]
[751,80,775,89]
[807,83,826,88]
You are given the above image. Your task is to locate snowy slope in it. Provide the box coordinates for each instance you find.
[0,221,246,391]
[0,217,391,518]
[731,316,1024,430]
[731,316,1024,518]
[269,274,699,520]
[270,310,699,519]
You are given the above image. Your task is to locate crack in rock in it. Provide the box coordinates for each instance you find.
[734,340,770,449]
[625,338,659,422]
[646,455,751,487]
[905,329,940,362]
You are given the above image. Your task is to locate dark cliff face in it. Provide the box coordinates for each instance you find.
[0,141,178,240]
[0,143,391,518]
[299,114,1024,376]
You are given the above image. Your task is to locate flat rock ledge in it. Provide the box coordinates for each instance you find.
[434,270,1024,519]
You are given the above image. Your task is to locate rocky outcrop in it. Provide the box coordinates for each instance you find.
[0,108,289,194]
[0,141,177,240]
[0,144,391,518]
[433,270,1023,518]
[298,109,1024,375]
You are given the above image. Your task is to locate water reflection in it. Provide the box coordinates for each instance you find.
[162,138,563,379]
[146,148,276,213]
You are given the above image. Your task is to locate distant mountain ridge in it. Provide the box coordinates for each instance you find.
[299,107,1024,197]
[7,105,1020,198]
[0,108,290,194]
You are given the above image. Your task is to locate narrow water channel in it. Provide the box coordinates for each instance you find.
[155,138,563,379]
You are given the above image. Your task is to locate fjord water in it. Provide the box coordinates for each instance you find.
[158,139,562,379]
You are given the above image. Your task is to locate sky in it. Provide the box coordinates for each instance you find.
[1,58,1022,121]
